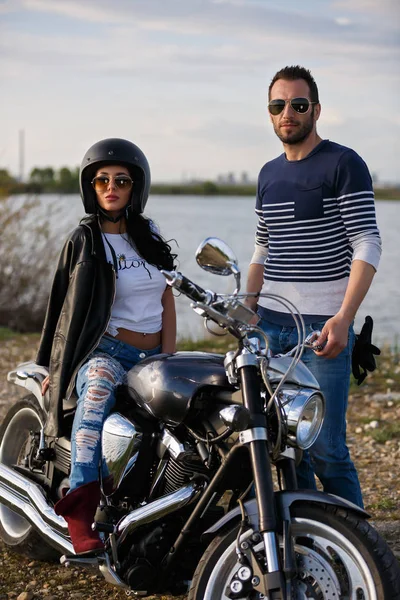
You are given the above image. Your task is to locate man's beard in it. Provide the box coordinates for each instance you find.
[273,110,314,145]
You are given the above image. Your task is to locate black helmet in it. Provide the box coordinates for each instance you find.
[80,138,151,215]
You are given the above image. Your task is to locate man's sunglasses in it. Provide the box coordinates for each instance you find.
[268,97,318,116]
[91,176,133,192]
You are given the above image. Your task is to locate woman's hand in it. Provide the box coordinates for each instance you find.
[41,375,50,396]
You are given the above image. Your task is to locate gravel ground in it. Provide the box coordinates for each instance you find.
[0,334,399,599]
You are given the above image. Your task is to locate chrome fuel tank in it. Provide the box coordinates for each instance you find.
[126,352,236,425]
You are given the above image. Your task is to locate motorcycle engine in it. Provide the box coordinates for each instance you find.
[162,451,210,495]
[155,428,212,496]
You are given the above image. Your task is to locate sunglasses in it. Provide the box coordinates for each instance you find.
[268,97,317,116]
[91,175,133,192]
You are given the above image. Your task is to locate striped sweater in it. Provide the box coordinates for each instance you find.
[251,140,382,324]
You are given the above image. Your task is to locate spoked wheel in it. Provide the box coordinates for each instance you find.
[189,503,400,600]
[0,394,58,560]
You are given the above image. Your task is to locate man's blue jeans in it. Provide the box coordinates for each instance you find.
[258,316,363,508]
[69,336,161,492]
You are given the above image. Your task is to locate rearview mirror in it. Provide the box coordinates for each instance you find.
[195,237,241,293]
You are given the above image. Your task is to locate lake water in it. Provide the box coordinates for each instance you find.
[5,194,400,344]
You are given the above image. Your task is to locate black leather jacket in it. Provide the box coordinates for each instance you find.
[36,215,115,436]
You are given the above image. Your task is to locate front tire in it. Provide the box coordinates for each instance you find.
[0,395,58,561]
[189,502,400,600]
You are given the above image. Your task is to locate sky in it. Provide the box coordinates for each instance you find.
[1,0,399,184]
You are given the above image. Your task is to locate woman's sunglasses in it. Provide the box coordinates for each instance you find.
[91,176,133,192]
[268,97,318,116]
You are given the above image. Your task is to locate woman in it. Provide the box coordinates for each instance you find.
[36,138,176,555]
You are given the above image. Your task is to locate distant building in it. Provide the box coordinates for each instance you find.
[215,171,256,185]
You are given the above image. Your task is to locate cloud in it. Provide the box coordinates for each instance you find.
[334,17,352,26]
[0,0,18,13]
[332,0,399,16]
[318,108,345,126]
[322,115,400,183]
[1,0,398,182]
[177,118,268,147]
[22,0,127,23]
[7,0,397,51]
[1,10,397,84]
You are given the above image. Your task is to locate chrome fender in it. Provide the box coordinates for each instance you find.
[7,361,49,413]
[202,490,369,543]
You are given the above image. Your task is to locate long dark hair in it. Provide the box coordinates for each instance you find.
[121,210,177,271]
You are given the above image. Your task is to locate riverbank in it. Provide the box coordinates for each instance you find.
[1,182,399,199]
[151,184,400,200]
[0,331,399,598]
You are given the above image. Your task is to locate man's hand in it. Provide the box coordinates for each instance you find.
[41,375,50,396]
[313,261,377,359]
[313,315,351,359]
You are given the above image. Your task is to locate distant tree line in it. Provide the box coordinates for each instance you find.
[0,166,80,196]
[150,181,258,196]
[0,166,399,199]
[0,167,255,196]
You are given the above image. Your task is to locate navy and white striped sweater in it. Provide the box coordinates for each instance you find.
[252,140,382,324]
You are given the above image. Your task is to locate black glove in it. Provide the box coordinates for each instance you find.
[352,315,381,385]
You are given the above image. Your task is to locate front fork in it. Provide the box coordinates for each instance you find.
[236,354,287,598]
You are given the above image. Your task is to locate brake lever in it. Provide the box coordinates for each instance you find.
[275,330,323,357]
[305,330,325,352]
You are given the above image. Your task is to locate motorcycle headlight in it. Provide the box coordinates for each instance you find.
[278,388,325,450]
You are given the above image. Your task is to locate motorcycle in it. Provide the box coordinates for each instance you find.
[0,237,399,599]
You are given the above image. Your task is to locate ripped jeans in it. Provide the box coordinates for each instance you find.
[69,335,161,492]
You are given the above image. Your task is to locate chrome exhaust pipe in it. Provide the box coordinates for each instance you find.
[0,463,203,557]
[117,481,203,546]
[0,463,74,555]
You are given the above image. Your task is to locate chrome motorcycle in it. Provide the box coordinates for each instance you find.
[0,238,399,599]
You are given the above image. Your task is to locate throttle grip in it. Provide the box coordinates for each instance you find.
[162,270,210,303]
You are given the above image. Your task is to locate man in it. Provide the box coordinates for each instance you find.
[247,65,381,508]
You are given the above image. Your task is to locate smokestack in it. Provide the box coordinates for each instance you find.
[18,129,25,183]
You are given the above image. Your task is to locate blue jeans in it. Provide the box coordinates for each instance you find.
[69,336,161,492]
[258,316,363,508]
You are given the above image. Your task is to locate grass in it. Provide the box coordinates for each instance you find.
[2,328,399,399]
[369,498,398,512]
[0,327,22,341]
[0,327,40,342]
[358,416,380,424]
[368,422,400,444]
[177,334,236,353]
[0,327,234,352]
[177,337,400,399]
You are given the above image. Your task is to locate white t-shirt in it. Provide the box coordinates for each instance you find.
[102,233,166,335]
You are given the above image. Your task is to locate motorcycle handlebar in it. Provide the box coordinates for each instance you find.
[161,270,212,304]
